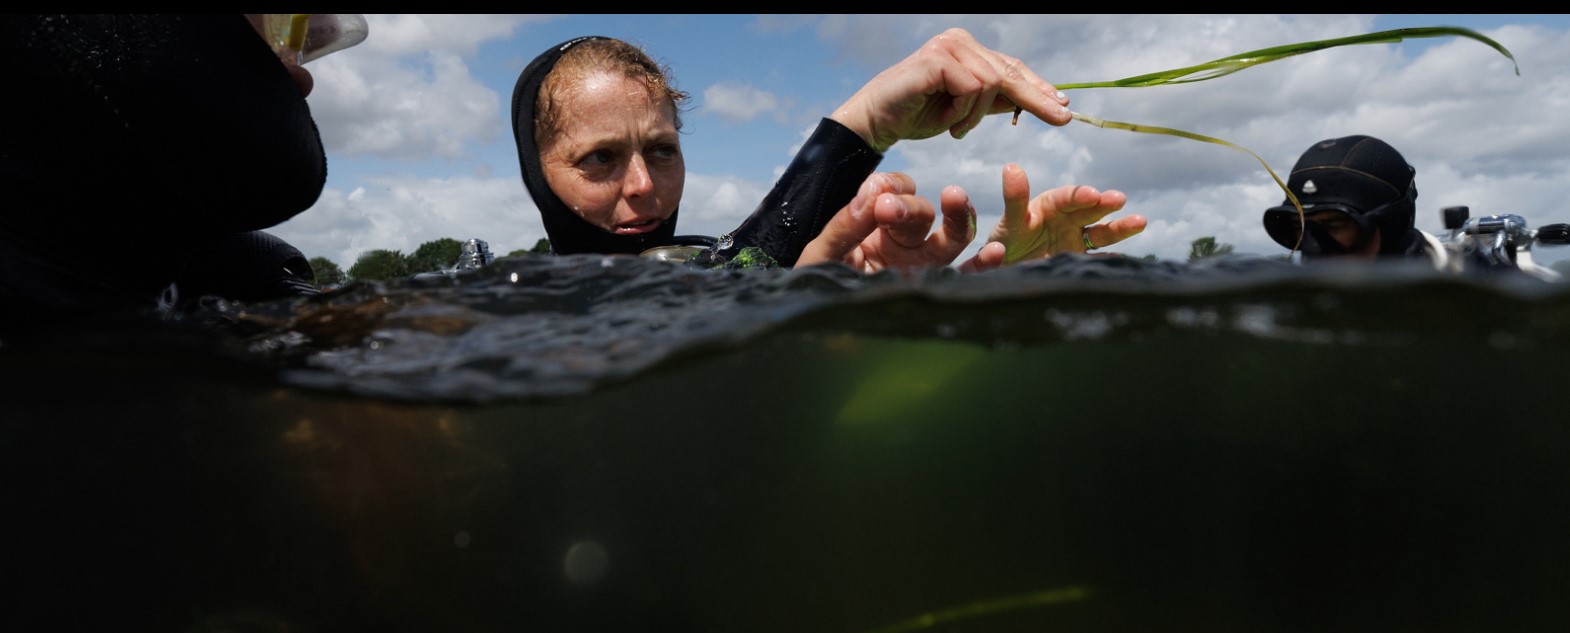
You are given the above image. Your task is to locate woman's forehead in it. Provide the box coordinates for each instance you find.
[553,74,676,130]
[560,71,663,103]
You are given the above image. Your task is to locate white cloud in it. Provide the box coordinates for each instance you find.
[361,14,550,57]
[677,172,774,239]
[701,83,790,123]
[274,175,539,268]
[310,51,502,160]
[305,15,542,161]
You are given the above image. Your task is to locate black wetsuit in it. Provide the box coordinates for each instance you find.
[511,36,883,267]
[0,14,324,326]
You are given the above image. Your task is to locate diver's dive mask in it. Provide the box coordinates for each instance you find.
[255,14,368,65]
[1262,182,1416,256]
[1264,205,1368,256]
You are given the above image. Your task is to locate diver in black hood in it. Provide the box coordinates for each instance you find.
[512,30,1145,272]
[1262,135,1444,264]
[0,14,367,328]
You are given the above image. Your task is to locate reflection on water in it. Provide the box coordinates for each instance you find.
[5,253,1570,631]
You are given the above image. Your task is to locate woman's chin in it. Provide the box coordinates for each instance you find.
[287,64,314,98]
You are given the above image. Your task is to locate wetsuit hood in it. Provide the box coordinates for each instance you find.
[1262,135,1419,257]
[0,14,327,315]
[511,35,680,256]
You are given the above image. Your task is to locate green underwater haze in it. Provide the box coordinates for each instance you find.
[9,251,1570,631]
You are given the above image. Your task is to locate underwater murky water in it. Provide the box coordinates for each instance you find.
[5,254,1570,631]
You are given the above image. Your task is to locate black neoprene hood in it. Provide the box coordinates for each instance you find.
[1278,135,1414,212]
[1263,135,1419,254]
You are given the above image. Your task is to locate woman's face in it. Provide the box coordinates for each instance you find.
[243,14,314,97]
[539,72,684,236]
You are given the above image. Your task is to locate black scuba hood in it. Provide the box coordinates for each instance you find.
[510,35,680,256]
[1263,135,1419,256]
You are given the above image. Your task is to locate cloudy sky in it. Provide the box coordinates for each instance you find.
[273,14,1570,270]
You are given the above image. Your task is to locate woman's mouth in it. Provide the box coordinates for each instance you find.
[615,217,663,235]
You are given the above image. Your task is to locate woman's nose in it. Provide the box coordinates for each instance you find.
[623,155,654,197]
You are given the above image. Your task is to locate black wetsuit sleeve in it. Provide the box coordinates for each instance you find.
[696,118,882,268]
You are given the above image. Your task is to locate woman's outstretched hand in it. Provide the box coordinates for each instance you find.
[798,165,1147,273]
[984,163,1146,266]
[798,172,977,272]
[830,28,1072,153]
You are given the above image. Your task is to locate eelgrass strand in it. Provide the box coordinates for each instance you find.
[1011,26,1516,121]
[859,586,1091,633]
[1054,26,1517,92]
[1069,111,1305,251]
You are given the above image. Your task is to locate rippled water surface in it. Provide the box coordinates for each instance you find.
[6,253,1570,631]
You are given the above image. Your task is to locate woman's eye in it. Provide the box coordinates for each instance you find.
[649,144,679,161]
[581,150,614,167]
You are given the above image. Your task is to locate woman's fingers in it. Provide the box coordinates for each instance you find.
[935,28,1069,128]
[873,192,936,249]
[1035,184,1126,219]
[926,185,977,261]
[993,53,1069,126]
[797,172,913,266]
[1082,215,1149,251]
[997,163,1031,237]
[958,241,1007,273]
[934,32,1000,139]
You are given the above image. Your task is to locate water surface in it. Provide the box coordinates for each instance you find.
[5,254,1568,631]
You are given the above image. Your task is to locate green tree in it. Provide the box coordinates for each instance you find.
[507,238,554,258]
[347,249,410,281]
[1188,236,1235,261]
[407,237,463,273]
[307,256,346,288]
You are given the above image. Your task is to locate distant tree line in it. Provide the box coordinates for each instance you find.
[306,238,552,287]
[1187,236,1234,261]
[305,233,1570,288]
[307,235,1256,288]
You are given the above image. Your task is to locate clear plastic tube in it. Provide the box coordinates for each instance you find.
[260,14,368,65]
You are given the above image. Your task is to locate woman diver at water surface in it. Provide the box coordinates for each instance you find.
[512,30,1148,273]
